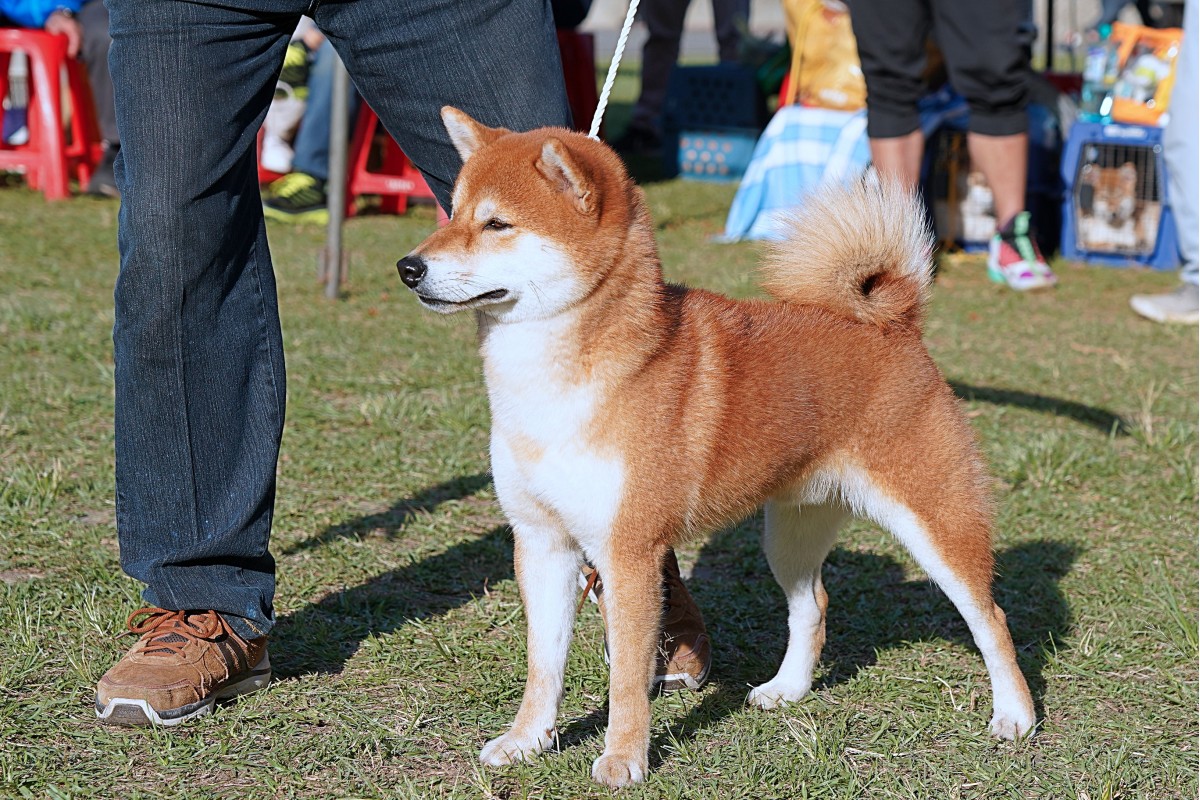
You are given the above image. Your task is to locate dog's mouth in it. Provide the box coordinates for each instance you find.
[416,288,510,310]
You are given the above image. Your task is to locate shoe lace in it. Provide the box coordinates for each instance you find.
[126,608,231,657]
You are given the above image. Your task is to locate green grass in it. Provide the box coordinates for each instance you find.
[1,123,1197,798]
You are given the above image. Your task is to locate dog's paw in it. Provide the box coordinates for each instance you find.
[746,680,811,710]
[591,752,647,788]
[989,708,1036,741]
[479,728,555,766]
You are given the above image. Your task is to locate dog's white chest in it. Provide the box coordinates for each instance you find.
[481,320,624,551]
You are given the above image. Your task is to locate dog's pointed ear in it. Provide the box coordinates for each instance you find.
[441,106,508,162]
[536,137,595,216]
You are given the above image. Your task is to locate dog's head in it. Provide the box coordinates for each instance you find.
[397,107,642,323]
[1080,162,1138,225]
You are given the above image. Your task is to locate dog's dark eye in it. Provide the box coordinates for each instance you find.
[484,219,511,231]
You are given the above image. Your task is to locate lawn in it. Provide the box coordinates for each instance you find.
[1,136,1197,797]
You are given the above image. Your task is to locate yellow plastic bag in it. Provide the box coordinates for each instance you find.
[783,0,866,111]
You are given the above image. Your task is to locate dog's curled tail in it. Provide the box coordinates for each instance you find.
[760,176,935,329]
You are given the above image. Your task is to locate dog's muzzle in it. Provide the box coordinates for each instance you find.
[397,255,427,288]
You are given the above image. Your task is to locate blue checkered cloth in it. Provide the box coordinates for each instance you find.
[721,88,970,241]
[721,105,871,241]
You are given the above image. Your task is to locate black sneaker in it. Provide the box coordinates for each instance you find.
[263,171,328,224]
[87,144,120,198]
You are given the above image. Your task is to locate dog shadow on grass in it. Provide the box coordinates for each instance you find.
[950,380,1130,435]
[278,472,494,558]
[602,522,1081,768]
[271,472,513,677]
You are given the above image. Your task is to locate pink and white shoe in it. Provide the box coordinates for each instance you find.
[987,211,1057,291]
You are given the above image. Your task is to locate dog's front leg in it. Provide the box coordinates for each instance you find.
[480,524,579,766]
[590,546,666,788]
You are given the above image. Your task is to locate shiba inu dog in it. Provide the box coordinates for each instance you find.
[396,107,1036,788]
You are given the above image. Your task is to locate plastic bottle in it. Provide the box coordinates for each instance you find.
[1080,25,1122,122]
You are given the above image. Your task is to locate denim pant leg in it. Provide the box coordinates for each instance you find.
[291,39,361,183]
[1165,0,1198,284]
[109,0,303,639]
[314,0,571,210]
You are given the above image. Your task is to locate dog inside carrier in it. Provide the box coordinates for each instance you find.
[1072,140,1164,256]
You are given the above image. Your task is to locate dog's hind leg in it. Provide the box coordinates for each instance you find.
[748,500,846,709]
[480,523,580,766]
[843,459,1036,740]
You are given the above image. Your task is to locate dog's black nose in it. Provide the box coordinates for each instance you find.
[397,256,427,288]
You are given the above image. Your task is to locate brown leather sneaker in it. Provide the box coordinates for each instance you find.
[583,549,712,692]
[95,608,270,726]
[655,550,712,691]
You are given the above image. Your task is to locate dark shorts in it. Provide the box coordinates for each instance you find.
[847,0,1030,138]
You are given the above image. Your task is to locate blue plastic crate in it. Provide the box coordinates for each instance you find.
[661,64,768,179]
[1061,121,1179,269]
[678,129,758,182]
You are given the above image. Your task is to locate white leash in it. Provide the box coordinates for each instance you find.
[588,0,642,141]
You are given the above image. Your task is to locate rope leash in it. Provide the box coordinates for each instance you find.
[588,0,642,141]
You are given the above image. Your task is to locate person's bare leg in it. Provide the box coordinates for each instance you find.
[869,129,924,188]
[973,129,1055,289]
[968,131,1028,228]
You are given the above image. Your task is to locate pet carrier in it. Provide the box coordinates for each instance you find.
[1061,121,1180,269]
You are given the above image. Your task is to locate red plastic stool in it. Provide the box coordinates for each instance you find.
[0,29,101,199]
[342,31,596,222]
[347,104,446,220]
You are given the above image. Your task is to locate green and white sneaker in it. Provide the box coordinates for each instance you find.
[987,211,1057,291]
[263,172,329,225]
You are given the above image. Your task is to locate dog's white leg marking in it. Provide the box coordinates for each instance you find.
[748,501,846,709]
[840,466,1036,740]
[480,523,580,766]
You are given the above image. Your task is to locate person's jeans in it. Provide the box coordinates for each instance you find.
[108,0,571,639]
[291,39,360,183]
[1164,0,1197,284]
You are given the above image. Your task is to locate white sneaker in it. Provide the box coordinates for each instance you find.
[259,134,295,174]
[260,83,306,174]
[1129,283,1200,324]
